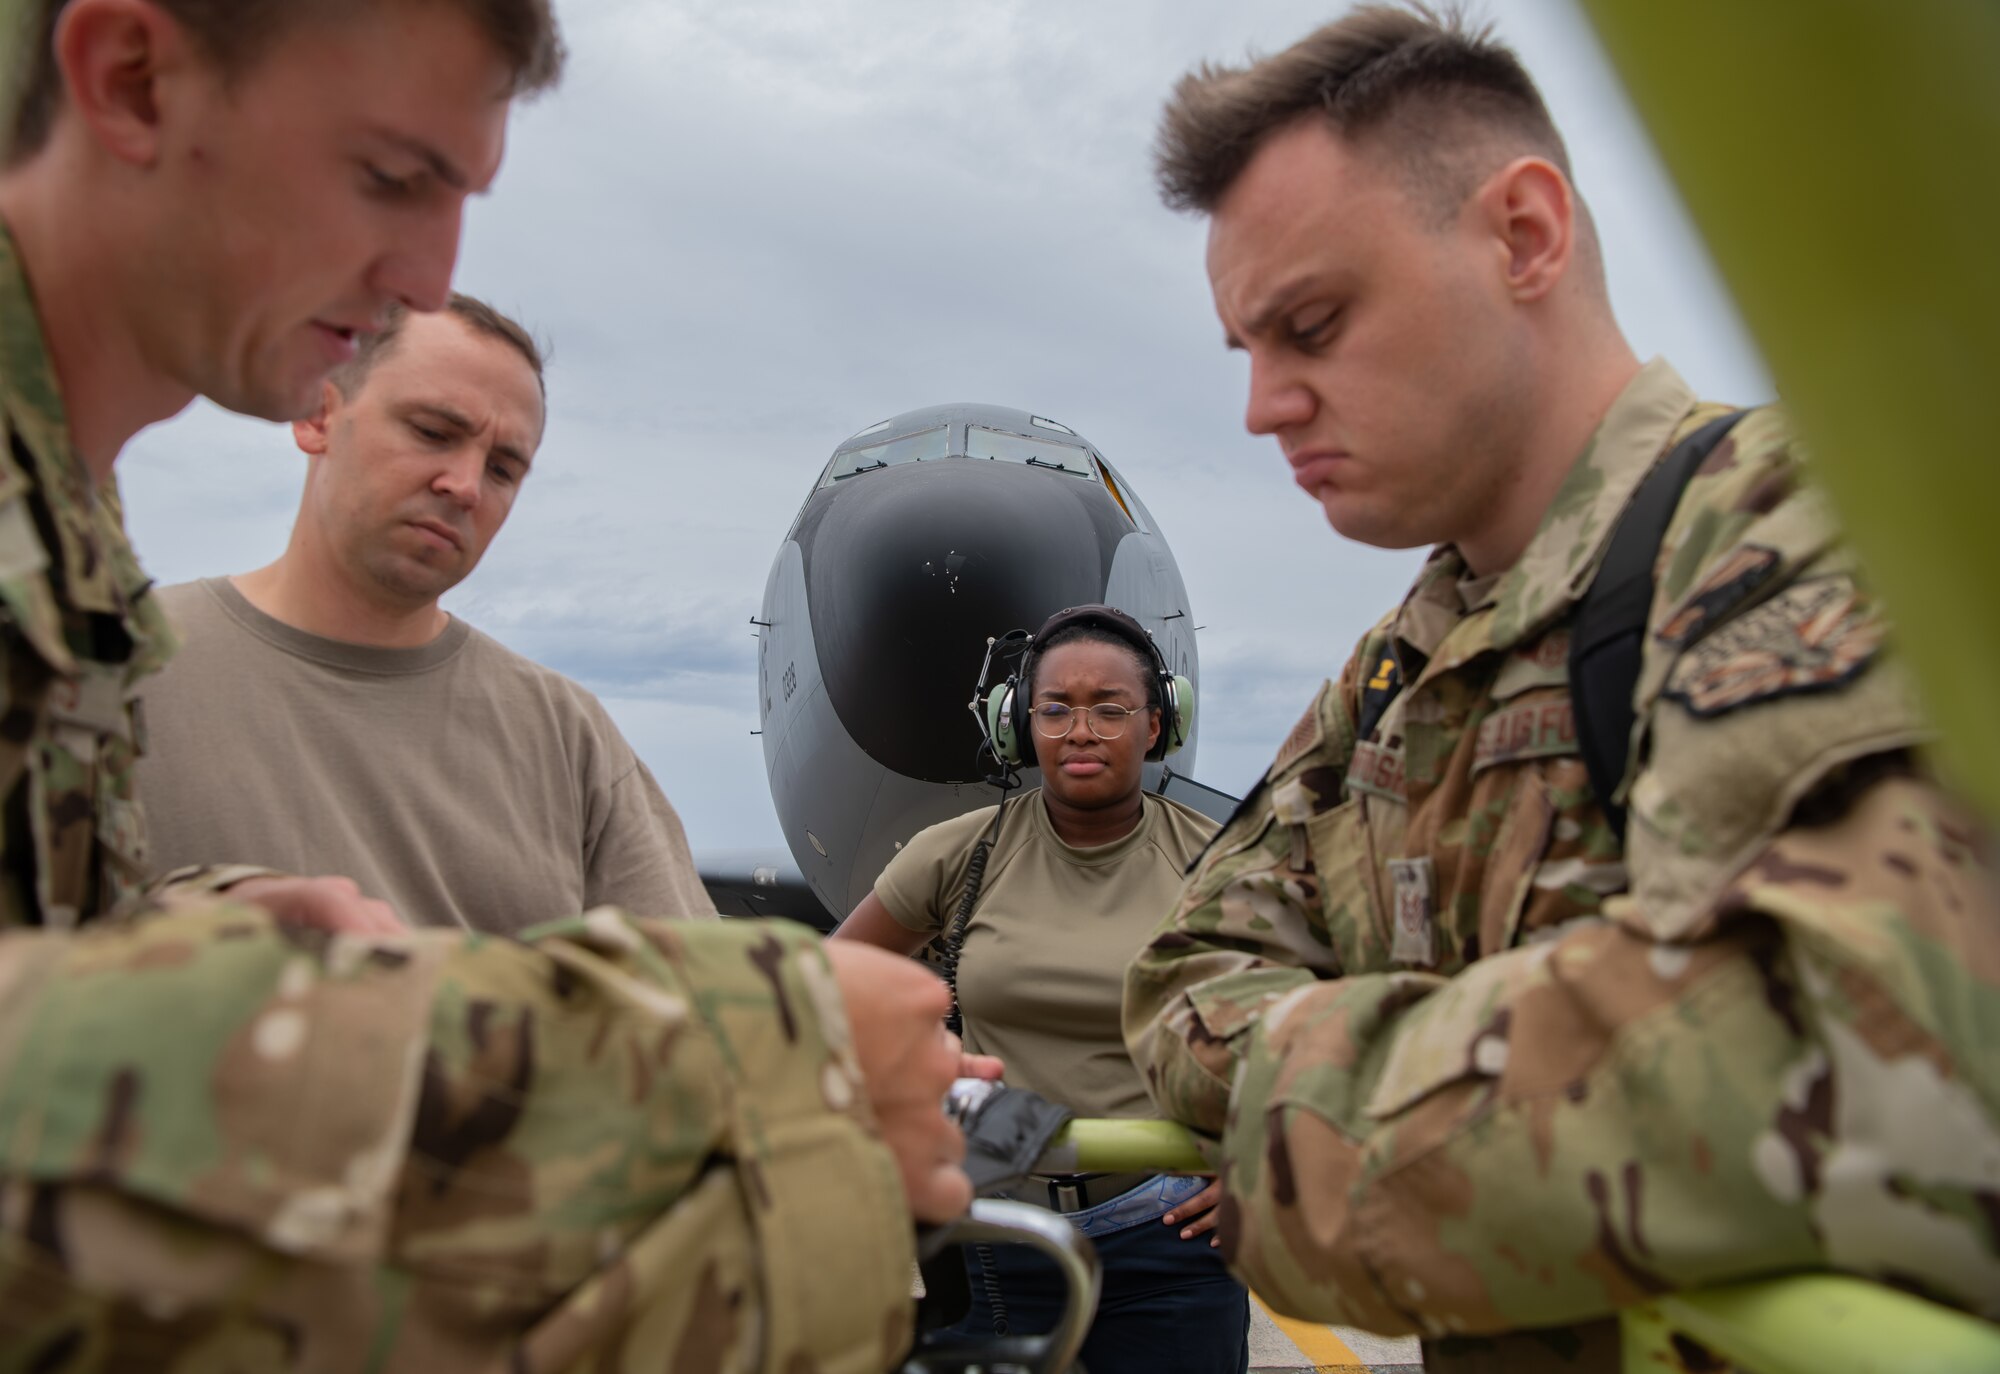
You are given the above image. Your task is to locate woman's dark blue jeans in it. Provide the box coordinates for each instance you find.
[954,1212,1251,1374]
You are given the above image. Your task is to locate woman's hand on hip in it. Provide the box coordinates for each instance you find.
[1163,1177,1225,1246]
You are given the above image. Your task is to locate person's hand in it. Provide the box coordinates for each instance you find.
[1163,1177,1225,1246]
[824,941,970,1224]
[958,1051,1004,1081]
[229,875,405,936]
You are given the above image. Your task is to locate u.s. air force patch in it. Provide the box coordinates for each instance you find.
[1656,544,1780,647]
[1664,575,1883,717]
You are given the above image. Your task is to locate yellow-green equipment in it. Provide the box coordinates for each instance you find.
[1577,0,2000,822]
[1048,1119,2000,1372]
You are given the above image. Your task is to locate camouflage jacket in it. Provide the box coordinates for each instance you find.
[0,227,177,928]
[0,224,918,1371]
[1125,360,2000,1363]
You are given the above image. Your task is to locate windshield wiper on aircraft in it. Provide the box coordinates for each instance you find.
[1025,455,1084,475]
[833,460,888,480]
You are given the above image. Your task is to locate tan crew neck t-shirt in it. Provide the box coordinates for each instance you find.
[875,789,1217,1119]
[136,578,717,933]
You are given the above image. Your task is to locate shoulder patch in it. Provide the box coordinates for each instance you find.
[1655,544,1781,647]
[1272,689,1329,775]
[1663,575,1883,718]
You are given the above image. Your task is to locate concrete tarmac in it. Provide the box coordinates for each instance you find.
[1247,1296,1421,1373]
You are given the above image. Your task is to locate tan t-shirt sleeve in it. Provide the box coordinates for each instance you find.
[873,811,988,934]
[584,756,719,921]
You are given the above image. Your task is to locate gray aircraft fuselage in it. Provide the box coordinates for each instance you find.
[748,402,1212,926]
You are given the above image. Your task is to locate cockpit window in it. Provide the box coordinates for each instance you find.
[965,426,1097,479]
[825,425,951,482]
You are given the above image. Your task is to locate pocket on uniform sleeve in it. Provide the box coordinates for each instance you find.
[0,908,446,1263]
[1302,792,1395,972]
[1361,941,1556,1123]
[1194,808,1334,972]
[1473,767,1557,956]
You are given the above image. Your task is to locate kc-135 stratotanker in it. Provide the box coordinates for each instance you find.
[699,402,1235,928]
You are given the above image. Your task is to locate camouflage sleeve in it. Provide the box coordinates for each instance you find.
[1217,769,2000,1336]
[1128,410,2000,1337]
[1622,406,1935,938]
[0,905,915,1373]
[1124,665,1369,1136]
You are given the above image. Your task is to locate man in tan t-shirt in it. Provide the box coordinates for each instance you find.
[137,292,716,932]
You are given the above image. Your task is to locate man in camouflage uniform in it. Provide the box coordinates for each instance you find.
[0,2,969,1369]
[1123,8,2000,1369]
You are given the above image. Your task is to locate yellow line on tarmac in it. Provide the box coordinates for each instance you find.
[1252,1293,1365,1369]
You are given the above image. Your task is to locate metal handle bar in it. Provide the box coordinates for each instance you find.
[900,1198,1101,1374]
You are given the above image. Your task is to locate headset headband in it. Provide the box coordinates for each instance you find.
[1025,604,1169,682]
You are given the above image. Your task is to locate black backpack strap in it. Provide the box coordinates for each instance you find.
[1568,409,1750,843]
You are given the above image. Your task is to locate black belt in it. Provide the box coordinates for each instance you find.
[1004,1171,1152,1214]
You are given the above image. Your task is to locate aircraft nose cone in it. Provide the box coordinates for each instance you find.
[796,460,1129,782]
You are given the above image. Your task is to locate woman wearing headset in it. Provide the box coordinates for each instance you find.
[832,605,1250,1374]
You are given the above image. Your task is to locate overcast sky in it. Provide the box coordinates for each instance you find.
[120,0,1770,855]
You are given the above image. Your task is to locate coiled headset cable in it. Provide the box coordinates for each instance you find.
[934,760,1019,1334]
[941,635,1037,1329]
[938,768,1016,1037]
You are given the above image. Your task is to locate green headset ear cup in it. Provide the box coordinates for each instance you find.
[1160,673,1194,757]
[985,682,1023,767]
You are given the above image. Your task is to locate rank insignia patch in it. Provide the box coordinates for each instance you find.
[1356,652,1403,742]
[1388,857,1436,966]
[1664,575,1883,718]
[1656,544,1781,647]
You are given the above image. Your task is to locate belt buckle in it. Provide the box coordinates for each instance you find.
[1043,1173,1095,1213]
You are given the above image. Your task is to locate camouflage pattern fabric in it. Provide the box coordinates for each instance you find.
[0,231,178,930]
[0,905,915,1372]
[1124,361,2000,1370]
[0,226,917,1369]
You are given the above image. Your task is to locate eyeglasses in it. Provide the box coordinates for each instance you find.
[1030,702,1144,740]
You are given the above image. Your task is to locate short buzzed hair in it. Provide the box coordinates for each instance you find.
[1155,4,1570,223]
[333,293,547,401]
[7,0,565,164]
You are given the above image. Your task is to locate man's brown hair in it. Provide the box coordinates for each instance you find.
[1155,4,1570,221]
[7,0,565,164]
[333,292,548,401]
